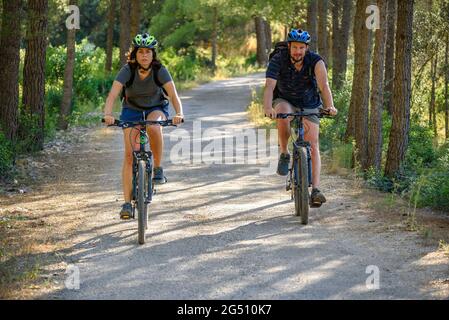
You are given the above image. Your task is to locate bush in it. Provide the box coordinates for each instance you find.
[404,123,438,170]
[0,128,14,179]
[408,142,449,211]
[159,47,201,82]
[319,80,351,152]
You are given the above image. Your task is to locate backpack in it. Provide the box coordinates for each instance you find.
[268,41,318,100]
[120,64,169,106]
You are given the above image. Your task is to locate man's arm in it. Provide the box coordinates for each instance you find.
[264,78,277,118]
[314,60,338,116]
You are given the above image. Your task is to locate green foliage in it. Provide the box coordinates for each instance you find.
[45,40,117,131]
[0,128,14,179]
[159,47,201,81]
[331,142,354,170]
[319,80,351,151]
[405,123,438,170]
[408,143,449,211]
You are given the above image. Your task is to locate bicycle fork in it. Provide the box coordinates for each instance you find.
[286,143,313,195]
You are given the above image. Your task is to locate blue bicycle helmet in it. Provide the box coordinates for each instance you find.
[287,29,311,44]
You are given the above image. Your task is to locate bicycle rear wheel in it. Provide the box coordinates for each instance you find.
[293,147,309,224]
[137,160,148,244]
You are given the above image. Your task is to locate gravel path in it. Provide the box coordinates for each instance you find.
[24,73,448,299]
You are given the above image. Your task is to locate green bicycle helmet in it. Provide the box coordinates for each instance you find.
[132,33,158,49]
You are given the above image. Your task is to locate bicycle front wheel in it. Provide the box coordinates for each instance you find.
[137,160,148,244]
[293,147,309,224]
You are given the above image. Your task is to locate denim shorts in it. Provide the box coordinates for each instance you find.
[272,98,321,125]
[120,104,169,126]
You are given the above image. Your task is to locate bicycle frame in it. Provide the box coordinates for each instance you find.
[290,115,313,188]
[103,118,181,244]
[277,109,330,189]
[103,119,180,206]
[130,125,154,204]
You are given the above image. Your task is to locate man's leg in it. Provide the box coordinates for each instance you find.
[303,118,326,205]
[274,101,293,154]
[303,118,320,187]
[274,100,294,175]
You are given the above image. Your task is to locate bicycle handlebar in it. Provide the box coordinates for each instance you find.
[276,109,333,119]
[101,118,184,127]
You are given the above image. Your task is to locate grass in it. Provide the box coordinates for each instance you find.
[439,240,449,255]
[247,88,276,129]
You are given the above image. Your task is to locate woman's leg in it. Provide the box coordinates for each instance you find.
[145,110,167,167]
[122,127,140,203]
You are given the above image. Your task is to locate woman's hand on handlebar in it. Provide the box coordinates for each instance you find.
[173,113,184,125]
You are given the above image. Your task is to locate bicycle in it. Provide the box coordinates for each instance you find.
[276,108,332,225]
[102,118,182,244]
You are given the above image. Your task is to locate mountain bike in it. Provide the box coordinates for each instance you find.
[276,109,332,225]
[102,118,181,244]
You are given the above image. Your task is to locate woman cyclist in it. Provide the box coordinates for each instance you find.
[103,33,184,219]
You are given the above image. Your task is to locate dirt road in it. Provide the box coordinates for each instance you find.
[1,74,448,299]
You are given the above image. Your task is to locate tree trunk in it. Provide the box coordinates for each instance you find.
[119,0,131,67]
[105,0,116,73]
[130,0,141,38]
[264,19,272,52]
[445,32,448,140]
[429,45,438,137]
[345,0,372,171]
[58,0,77,131]
[346,0,373,170]
[318,0,328,61]
[385,0,414,178]
[384,0,396,115]
[367,0,387,171]
[22,0,48,151]
[255,16,267,67]
[211,6,218,72]
[331,0,352,91]
[331,0,340,72]
[0,0,22,142]
[307,0,318,52]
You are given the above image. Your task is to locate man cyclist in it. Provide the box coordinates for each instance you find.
[264,28,338,207]
[104,33,184,219]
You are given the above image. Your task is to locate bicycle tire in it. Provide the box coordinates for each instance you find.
[137,160,148,244]
[293,147,309,224]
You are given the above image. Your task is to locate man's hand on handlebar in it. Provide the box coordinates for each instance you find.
[104,114,115,125]
[321,106,338,116]
[264,106,277,119]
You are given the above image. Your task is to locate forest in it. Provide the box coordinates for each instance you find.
[0,0,448,211]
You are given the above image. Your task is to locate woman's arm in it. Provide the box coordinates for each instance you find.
[163,81,184,124]
[103,80,124,125]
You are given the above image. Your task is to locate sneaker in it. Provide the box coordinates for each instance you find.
[311,188,326,207]
[120,202,133,220]
[277,153,290,176]
[153,167,167,185]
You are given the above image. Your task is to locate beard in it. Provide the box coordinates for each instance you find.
[290,55,303,63]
